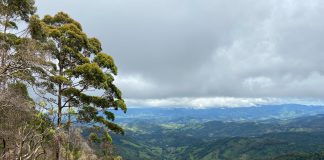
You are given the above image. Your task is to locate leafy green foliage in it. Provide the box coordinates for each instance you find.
[0,0,36,22]
[89,133,101,143]
[103,130,113,143]
[0,6,49,84]
[94,53,118,75]
[8,82,32,101]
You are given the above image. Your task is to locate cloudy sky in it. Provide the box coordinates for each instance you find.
[36,0,324,107]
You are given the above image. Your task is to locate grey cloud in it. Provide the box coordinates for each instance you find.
[36,0,324,101]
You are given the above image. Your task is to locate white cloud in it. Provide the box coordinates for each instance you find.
[37,0,324,104]
[115,74,163,98]
[243,77,275,90]
[125,97,324,108]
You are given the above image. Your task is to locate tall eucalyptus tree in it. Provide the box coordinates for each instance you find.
[30,12,127,159]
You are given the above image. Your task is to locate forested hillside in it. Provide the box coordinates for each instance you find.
[111,108,324,160]
[0,1,126,159]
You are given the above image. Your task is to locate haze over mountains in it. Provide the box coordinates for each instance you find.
[115,104,324,121]
[106,104,324,160]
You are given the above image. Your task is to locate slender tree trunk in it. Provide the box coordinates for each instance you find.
[55,141,60,160]
[56,83,62,160]
[66,103,71,160]
[57,84,62,128]
[56,56,64,160]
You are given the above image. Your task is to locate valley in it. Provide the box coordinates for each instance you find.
[108,105,324,160]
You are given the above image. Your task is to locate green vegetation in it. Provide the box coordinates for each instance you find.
[111,114,324,160]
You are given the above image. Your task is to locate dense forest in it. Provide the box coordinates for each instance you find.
[0,0,126,159]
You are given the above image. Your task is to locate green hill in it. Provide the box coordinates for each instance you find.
[110,114,324,160]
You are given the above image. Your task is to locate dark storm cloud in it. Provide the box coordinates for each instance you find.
[36,0,324,106]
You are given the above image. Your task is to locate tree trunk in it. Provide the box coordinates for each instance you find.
[1,138,8,160]
[55,142,61,160]
[56,83,62,160]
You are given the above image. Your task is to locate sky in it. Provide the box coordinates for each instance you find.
[36,0,324,108]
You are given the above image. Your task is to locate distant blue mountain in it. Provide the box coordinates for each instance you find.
[115,104,324,122]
